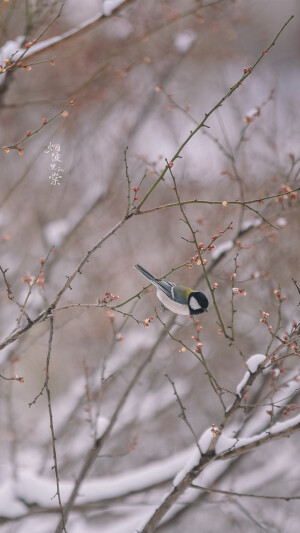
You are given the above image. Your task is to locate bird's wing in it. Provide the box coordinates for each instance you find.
[154,280,175,299]
[171,285,192,305]
[134,265,176,299]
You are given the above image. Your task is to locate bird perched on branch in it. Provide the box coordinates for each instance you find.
[134,264,209,316]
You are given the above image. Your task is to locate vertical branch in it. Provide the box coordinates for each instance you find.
[167,162,229,338]
[124,146,131,217]
[229,254,240,341]
[165,374,201,453]
[45,318,68,533]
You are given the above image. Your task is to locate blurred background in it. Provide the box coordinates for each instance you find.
[0,1,300,532]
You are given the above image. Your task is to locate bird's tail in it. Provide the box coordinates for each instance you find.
[134,264,157,283]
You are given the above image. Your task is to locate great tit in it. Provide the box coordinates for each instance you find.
[134,264,209,316]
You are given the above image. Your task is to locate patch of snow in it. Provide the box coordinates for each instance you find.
[103,0,126,16]
[0,480,27,517]
[246,353,266,373]
[44,184,107,245]
[211,240,233,260]
[241,218,261,231]
[96,416,110,438]
[276,217,287,227]
[173,30,197,54]
[270,413,300,435]
[199,427,213,453]
[215,433,237,454]
[173,447,201,486]
[236,370,250,397]
[0,37,24,85]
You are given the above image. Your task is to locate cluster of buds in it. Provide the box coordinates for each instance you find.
[235,239,251,250]
[243,66,252,73]
[102,291,119,303]
[191,322,204,353]
[132,186,139,201]
[196,324,203,333]
[179,346,186,352]
[127,434,139,452]
[273,288,286,302]
[282,404,299,417]
[12,374,24,383]
[221,169,232,176]
[289,343,299,354]
[261,311,270,318]
[190,254,207,266]
[260,310,272,329]
[36,269,45,289]
[270,367,281,380]
[194,342,203,354]
[21,275,33,285]
[232,287,247,295]
[273,288,281,299]
[143,316,154,327]
[1,59,33,73]
[243,106,260,123]
[210,424,220,437]
[276,184,298,202]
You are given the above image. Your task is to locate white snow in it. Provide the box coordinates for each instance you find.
[44,218,70,246]
[269,413,300,435]
[244,107,260,120]
[239,371,300,437]
[96,416,110,438]
[199,427,214,453]
[228,412,300,452]
[173,30,197,54]
[103,0,126,16]
[246,353,266,373]
[7,3,126,65]
[173,447,201,486]
[211,240,233,260]
[14,447,191,511]
[241,218,262,231]
[215,433,237,454]
[44,184,107,245]
[0,36,24,85]
[276,217,287,227]
[0,480,27,517]
[236,370,250,397]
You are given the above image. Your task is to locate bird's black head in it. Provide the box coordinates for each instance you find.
[188,291,209,315]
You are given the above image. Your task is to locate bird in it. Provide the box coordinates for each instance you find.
[134,264,209,316]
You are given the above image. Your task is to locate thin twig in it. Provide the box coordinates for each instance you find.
[45,318,68,532]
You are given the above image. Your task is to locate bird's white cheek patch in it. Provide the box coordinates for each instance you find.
[189,296,201,311]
